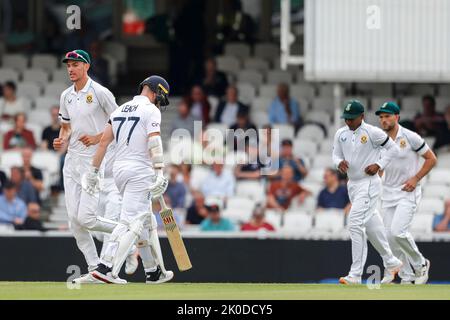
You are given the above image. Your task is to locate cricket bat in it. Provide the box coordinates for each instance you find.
[158,196,192,271]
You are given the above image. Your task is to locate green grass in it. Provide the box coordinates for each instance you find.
[0,282,450,300]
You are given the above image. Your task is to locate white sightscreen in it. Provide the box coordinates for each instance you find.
[305,0,450,82]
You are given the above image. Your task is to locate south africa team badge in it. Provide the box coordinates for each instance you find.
[360,135,367,144]
[86,93,93,104]
[400,139,407,148]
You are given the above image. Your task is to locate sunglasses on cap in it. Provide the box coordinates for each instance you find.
[65,51,89,64]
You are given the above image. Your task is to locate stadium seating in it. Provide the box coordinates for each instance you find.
[314,211,345,233]
[296,124,324,142]
[401,96,423,113]
[238,70,264,87]
[258,84,277,98]
[2,54,28,71]
[22,69,49,86]
[410,213,435,235]
[216,55,241,75]
[235,180,266,203]
[254,43,279,61]
[0,68,20,83]
[29,109,52,126]
[418,198,445,214]
[281,213,313,233]
[17,82,41,99]
[272,124,295,140]
[304,111,331,129]
[44,83,67,98]
[225,42,251,59]
[31,54,58,72]
[266,70,293,85]
[243,57,270,74]
[293,139,318,158]
[237,82,256,106]
[290,84,315,101]
[34,96,59,110]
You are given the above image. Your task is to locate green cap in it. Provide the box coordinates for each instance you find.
[341,100,365,119]
[375,101,400,115]
[62,49,91,64]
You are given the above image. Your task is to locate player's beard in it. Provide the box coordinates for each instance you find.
[384,122,396,132]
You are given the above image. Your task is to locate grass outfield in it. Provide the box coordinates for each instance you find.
[0,282,450,300]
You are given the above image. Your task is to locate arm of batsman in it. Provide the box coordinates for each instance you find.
[81,166,102,195]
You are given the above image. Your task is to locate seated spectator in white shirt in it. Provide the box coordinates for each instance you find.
[0,81,26,120]
[214,85,249,126]
[317,168,351,214]
[200,162,235,201]
[0,181,27,226]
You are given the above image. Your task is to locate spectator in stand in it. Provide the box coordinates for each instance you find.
[3,112,37,150]
[185,190,209,225]
[317,168,351,214]
[268,83,301,129]
[10,166,38,205]
[0,82,27,119]
[433,105,450,151]
[214,85,249,126]
[41,106,61,151]
[201,162,235,201]
[88,41,110,86]
[234,145,264,181]
[0,181,27,226]
[434,200,450,232]
[202,57,229,98]
[15,202,46,231]
[241,204,275,232]
[166,165,187,208]
[414,95,445,137]
[228,109,258,151]
[200,198,235,231]
[0,170,7,194]
[170,99,195,137]
[276,139,308,182]
[267,165,310,211]
[186,85,211,124]
[21,148,44,203]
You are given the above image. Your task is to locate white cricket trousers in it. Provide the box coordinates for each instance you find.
[382,189,425,281]
[347,176,399,278]
[63,152,101,270]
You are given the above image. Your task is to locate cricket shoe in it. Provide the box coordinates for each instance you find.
[381,269,396,284]
[414,259,430,285]
[386,259,403,279]
[145,266,174,284]
[91,263,127,284]
[400,280,414,285]
[125,246,139,275]
[338,276,361,285]
[72,273,104,284]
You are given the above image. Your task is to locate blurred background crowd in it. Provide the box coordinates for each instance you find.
[0,0,449,237]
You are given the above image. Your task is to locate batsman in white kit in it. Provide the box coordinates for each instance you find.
[83,75,174,284]
[55,50,137,284]
[332,100,403,285]
[376,102,436,285]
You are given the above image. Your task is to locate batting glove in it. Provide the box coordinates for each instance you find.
[148,174,168,200]
[81,166,101,195]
